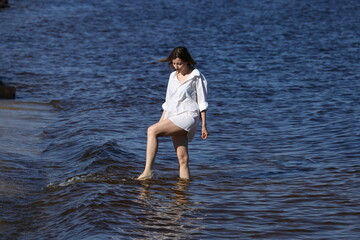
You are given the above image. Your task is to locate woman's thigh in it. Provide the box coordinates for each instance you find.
[172,135,188,155]
[149,119,187,137]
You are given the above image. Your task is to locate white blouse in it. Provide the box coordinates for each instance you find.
[162,69,208,116]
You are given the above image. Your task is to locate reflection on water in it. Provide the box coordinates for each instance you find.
[136,180,203,239]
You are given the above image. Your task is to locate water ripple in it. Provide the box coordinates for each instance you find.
[1,0,360,239]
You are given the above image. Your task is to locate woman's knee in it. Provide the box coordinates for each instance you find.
[177,152,189,166]
[147,124,159,136]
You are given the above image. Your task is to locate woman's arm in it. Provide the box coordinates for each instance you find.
[201,110,209,139]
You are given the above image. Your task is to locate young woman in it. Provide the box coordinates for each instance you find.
[137,47,208,180]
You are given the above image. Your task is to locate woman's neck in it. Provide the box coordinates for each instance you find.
[178,65,193,76]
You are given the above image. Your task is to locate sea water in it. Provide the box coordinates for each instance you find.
[1,0,360,239]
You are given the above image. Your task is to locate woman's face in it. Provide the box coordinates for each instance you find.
[172,58,187,71]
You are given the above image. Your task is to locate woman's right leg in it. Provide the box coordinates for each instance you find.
[137,119,187,180]
[172,135,190,179]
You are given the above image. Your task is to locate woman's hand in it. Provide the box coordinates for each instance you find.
[200,111,208,139]
[201,126,209,139]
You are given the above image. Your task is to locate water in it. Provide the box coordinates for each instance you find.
[1,0,360,239]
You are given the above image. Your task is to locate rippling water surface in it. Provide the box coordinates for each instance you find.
[1,0,360,239]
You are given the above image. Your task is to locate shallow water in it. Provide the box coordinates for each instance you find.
[1,0,360,239]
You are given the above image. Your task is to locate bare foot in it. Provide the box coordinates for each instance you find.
[136,170,154,180]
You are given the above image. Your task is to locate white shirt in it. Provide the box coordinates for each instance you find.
[162,69,208,116]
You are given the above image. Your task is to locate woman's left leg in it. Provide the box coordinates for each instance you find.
[172,135,190,179]
[137,119,187,180]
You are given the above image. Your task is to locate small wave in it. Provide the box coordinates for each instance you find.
[15,72,39,76]
[45,173,128,192]
[78,141,138,169]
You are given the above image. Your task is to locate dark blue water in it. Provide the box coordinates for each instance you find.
[1,0,360,239]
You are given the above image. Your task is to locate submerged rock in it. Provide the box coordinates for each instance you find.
[0,80,16,99]
[0,0,9,8]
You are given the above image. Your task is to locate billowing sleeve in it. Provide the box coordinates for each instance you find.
[196,73,208,112]
[162,98,168,111]
[162,76,171,111]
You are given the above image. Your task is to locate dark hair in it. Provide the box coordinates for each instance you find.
[159,46,196,69]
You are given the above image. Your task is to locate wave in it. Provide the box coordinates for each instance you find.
[45,173,128,192]
[44,140,142,191]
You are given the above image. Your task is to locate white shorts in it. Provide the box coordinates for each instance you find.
[166,111,200,142]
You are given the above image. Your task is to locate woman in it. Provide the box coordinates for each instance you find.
[137,47,208,180]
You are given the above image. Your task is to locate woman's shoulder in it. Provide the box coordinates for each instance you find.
[192,68,200,75]
[190,68,203,78]
[170,71,177,78]
[192,69,206,80]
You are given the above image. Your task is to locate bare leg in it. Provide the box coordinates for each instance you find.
[172,135,190,179]
[137,119,187,180]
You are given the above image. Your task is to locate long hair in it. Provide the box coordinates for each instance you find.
[159,46,196,70]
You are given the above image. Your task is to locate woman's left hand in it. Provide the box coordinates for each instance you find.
[201,126,209,139]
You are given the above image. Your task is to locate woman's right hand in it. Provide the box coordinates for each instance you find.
[201,126,209,139]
